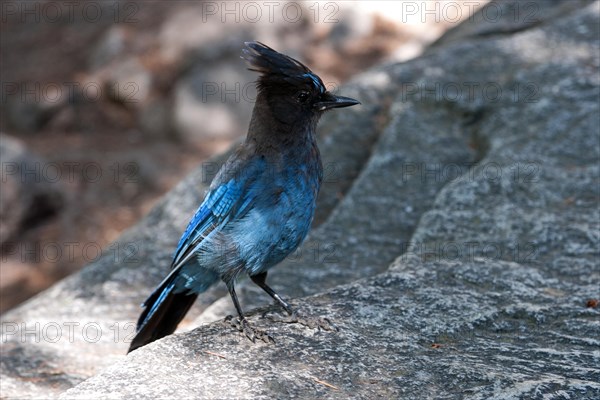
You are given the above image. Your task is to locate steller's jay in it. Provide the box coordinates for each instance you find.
[128,42,359,353]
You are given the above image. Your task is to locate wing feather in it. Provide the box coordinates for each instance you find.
[171,180,248,269]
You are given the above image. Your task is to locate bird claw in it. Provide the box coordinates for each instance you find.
[225,315,275,344]
[267,309,339,332]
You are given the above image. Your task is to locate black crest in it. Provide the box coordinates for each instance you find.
[242,41,325,93]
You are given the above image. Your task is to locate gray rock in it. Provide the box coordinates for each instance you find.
[430,0,593,48]
[172,60,255,143]
[2,1,599,398]
[404,1,600,275]
[137,98,174,140]
[59,257,600,399]
[3,84,67,133]
[0,134,63,243]
[103,58,153,106]
[0,134,65,316]
[89,26,129,70]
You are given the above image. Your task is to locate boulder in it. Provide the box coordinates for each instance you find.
[0,134,63,243]
[1,1,599,398]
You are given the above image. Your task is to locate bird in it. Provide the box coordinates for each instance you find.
[128,41,360,353]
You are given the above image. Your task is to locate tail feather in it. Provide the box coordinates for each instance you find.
[128,276,198,353]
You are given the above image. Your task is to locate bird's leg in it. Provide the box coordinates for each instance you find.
[250,272,293,315]
[250,272,338,332]
[224,280,273,343]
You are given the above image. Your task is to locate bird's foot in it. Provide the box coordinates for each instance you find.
[225,315,274,343]
[267,309,338,331]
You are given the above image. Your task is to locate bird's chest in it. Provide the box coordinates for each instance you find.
[242,153,322,271]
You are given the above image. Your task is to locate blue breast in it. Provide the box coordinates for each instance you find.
[234,158,321,275]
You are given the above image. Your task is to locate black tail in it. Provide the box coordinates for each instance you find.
[128,275,198,353]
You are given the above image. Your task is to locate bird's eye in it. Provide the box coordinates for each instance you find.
[297,91,310,103]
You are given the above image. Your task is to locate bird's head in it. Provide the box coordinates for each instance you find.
[242,42,360,126]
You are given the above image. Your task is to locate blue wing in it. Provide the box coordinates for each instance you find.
[144,147,261,303]
[171,179,254,270]
[140,178,255,311]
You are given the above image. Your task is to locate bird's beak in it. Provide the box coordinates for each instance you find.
[315,92,361,111]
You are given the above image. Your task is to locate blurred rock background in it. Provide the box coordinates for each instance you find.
[0,1,479,313]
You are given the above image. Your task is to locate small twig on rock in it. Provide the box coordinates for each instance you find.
[313,377,339,390]
[204,351,227,359]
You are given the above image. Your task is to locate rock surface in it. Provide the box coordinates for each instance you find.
[0,134,66,312]
[0,134,63,243]
[2,1,599,398]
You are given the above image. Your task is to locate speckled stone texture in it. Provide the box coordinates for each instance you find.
[2,1,599,398]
